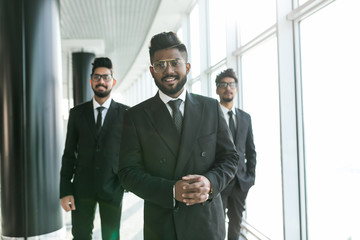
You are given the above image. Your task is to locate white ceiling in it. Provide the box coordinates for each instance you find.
[60,0,195,93]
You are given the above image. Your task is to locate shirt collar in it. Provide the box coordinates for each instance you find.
[93,97,112,110]
[220,103,236,116]
[158,88,187,104]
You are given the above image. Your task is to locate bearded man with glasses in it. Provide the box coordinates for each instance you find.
[216,68,257,240]
[118,32,240,240]
[60,57,129,240]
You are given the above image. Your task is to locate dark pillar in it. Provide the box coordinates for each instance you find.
[72,52,95,106]
[0,0,63,237]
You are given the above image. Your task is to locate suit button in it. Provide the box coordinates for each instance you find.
[96,148,100,152]
[95,167,100,170]
[200,152,206,157]
[160,158,166,164]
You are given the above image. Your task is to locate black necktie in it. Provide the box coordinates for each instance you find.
[168,99,183,134]
[96,106,105,135]
[228,111,236,140]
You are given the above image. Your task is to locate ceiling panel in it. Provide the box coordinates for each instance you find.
[60,0,161,80]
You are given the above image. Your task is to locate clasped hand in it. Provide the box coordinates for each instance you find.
[174,174,211,206]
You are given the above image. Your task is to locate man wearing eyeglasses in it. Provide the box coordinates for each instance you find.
[60,57,129,240]
[118,32,239,240]
[216,68,257,240]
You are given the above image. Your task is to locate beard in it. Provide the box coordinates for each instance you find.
[221,96,233,102]
[155,74,187,96]
[92,84,112,98]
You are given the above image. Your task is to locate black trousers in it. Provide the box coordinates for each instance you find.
[221,179,248,240]
[71,197,122,240]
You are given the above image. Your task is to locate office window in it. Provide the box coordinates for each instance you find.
[299,0,307,6]
[235,0,276,45]
[189,4,200,78]
[189,79,201,95]
[241,37,283,240]
[208,0,226,65]
[210,65,227,99]
[300,0,360,239]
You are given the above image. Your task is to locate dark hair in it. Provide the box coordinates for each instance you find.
[91,57,113,75]
[215,68,238,84]
[149,32,188,63]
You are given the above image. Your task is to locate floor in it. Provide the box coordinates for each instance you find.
[65,192,143,240]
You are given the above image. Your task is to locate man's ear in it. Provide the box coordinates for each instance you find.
[216,87,220,95]
[186,63,191,75]
[149,66,155,77]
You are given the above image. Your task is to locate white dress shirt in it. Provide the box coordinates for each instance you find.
[93,97,112,126]
[219,104,237,129]
[158,89,186,117]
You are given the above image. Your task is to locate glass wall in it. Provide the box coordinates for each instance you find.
[299,0,360,239]
[208,0,226,66]
[119,0,360,239]
[241,37,283,240]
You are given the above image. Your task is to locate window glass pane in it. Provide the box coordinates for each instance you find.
[236,0,276,45]
[189,4,200,78]
[190,80,201,95]
[241,38,283,240]
[210,65,227,100]
[300,1,360,239]
[209,0,226,65]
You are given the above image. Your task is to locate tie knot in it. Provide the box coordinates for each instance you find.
[97,106,105,113]
[168,99,182,111]
[228,111,233,117]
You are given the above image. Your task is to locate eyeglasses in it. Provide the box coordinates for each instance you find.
[91,74,113,82]
[151,59,185,73]
[216,82,237,89]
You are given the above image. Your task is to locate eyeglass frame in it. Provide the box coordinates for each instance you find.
[216,82,238,89]
[151,58,186,73]
[91,74,113,82]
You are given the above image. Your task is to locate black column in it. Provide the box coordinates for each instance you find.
[0,0,63,237]
[72,52,95,106]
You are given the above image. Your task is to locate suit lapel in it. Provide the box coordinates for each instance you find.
[235,108,245,146]
[175,93,202,177]
[83,101,97,140]
[144,94,181,157]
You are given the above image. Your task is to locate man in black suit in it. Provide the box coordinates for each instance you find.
[216,68,257,240]
[60,57,129,240]
[118,32,240,240]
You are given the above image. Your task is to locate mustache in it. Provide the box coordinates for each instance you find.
[161,75,179,81]
[95,84,107,89]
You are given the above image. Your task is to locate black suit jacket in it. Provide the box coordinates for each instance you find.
[232,108,256,192]
[118,92,239,240]
[60,99,129,205]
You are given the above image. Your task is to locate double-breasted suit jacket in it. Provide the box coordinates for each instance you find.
[118,92,239,240]
[232,108,256,192]
[60,100,128,205]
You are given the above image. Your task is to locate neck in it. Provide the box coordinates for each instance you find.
[220,101,234,110]
[94,95,110,106]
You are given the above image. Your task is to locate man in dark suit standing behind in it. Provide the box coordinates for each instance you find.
[60,57,129,240]
[215,68,257,240]
[118,32,239,240]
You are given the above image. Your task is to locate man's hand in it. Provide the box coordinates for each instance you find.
[174,175,211,206]
[60,195,76,212]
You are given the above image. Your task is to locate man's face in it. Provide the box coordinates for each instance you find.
[90,67,116,98]
[216,77,238,103]
[149,48,190,98]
